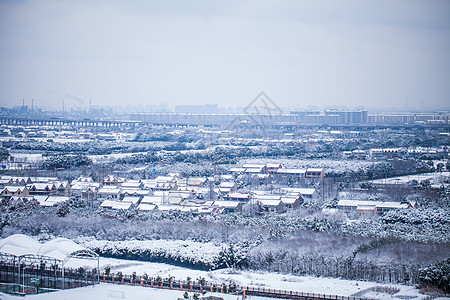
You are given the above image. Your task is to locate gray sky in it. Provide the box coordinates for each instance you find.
[1,0,449,110]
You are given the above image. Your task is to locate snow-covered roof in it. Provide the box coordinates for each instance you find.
[224,192,250,199]
[156,205,193,212]
[120,181,142,188]
[121,189,150,196]
[140,196,163,204]
[306,168,324,172]
[243,164,266,169]
[111,201,132,210]
[276,168,306,174]
[0,234,98,261]
[356,204,377,211]
[266,163,282,168]
[288,188,316,195]
[245,167,263,173]
[168,190,192,198]
[259,199,282,206]
[122,196,141,204]
[137,203,157,211]
[255,195,281,201]
[219,182,235,188]
[281,197,299,204]
[337,199,410,209]
[71,182,100,190]
[98,187,120,194]
[27,182,55,190]
[213,201,241,208]
[197,206,224,214]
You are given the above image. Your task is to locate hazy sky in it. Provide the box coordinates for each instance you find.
[0,0,449,110]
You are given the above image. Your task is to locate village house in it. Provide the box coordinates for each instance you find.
[140,195,164,205]
[281,196,302,210]
[213,201,243,214]
[223,192,251,202]
[0,186,29,197]
[53,181,71,196]
[119,189,150,199]
[97,186,121,200]
[142,176,177,191]
[0,176,31,185]
[336,199,415,216]
[343,150,368,159]
[258,198,286,213]
[284,188,318,200]
[81,187,98,204]
[218,182,236,195]
[137,203,157,211]
[266,163,282,174]
[121,196,141,205]
[102,175,124,186]
[27,183,57,195]
[120,180,143,189]
[305,168,325,179]
[370,148,405,159]
[275,168,306,179]
[186,177,208,187]
[100,200,133,210]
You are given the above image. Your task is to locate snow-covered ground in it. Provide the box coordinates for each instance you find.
[370,172,449,185]
[62,257,429,299]
[87,152,148,163]
[0,283,263,300]
[240,158,384,174]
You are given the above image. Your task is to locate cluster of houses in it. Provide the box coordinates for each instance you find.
[94,173,318,214]
[0,163,321,214]
[0,175,70,206]
[0,162,421,216]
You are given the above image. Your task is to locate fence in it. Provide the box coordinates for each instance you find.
[98,272,379,300]
[0,261,97,294]
[0,261,423,299]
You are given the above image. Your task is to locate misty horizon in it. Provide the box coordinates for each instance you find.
[1,0,449,110]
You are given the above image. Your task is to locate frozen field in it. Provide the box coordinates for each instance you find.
[370,171,449,185]
[62,257,429,299]
[0,283,259,300]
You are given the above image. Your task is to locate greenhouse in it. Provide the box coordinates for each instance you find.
[0,234,99,295]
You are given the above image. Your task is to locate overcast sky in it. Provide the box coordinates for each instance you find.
[0,0,449,111]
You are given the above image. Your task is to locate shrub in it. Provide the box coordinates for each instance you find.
[419,258,450,293]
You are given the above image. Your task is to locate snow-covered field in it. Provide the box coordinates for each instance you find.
[63,257,429,300]
[87,152,148,163]
[0,283,263,300]
[370,172,449,185]
[240,158,383,174]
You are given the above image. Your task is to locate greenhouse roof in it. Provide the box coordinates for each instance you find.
[0,234,98,261]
